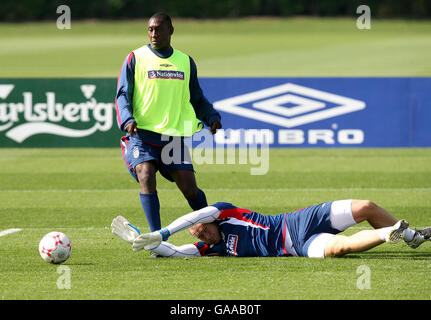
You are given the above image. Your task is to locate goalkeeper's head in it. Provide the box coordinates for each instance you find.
[189,222,221,245]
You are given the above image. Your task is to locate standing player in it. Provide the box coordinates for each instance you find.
[115,13,222,231]
[112,199,431,258]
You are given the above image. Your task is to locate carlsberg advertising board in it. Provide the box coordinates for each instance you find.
[0,78,120,147]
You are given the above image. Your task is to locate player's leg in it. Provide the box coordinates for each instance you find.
[323,219,409,257]
[286,199,428,258]
[170,170,208,210]
[299,200,405,258]
[350,199,427,246]
[135,161,157,193]
[405,227,431,248]
[162,142,208,210]
[334,199,431,249]
[351,200,398,228]
[120,136,162,232]
[135,161,161,232]
[323,232,383,257]
[331,199,416,237]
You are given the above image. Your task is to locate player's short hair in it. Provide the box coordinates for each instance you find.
[149,12,173,27]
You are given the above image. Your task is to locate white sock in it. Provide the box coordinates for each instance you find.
[403,228,415,241]
[376,226,393,241]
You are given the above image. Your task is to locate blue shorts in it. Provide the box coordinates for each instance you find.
[120,135,194,183]
[285,202,341,257]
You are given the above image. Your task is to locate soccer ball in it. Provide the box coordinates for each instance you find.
[39,232,72,264]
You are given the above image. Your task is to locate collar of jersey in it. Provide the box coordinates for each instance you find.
[147,44,174,59]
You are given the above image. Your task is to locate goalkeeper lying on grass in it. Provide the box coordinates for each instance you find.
[111,200,431,258]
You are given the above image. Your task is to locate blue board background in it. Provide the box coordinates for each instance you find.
[0,77,429,147]
[198,77,431,147]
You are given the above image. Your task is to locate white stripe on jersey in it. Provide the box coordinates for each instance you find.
[220,218,270,230]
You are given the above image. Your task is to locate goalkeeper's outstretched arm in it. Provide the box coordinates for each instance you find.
[152,242,201,257]
[163,205,221,235]
[132,205,222,252]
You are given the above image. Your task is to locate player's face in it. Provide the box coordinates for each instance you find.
[148,17,173,50]
[189,223,221,244]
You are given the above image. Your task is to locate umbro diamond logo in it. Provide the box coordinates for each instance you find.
[213,83,366,128]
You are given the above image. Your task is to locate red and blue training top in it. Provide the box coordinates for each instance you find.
[194,202,294,257]
[194,201,337,257]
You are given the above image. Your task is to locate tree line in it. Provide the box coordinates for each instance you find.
[1,0,430,21]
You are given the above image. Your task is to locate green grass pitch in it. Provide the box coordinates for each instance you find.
[0,18,430,301]
[0,148,430,300]
[1,17,431,77]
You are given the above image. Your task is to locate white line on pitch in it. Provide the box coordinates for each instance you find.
[0,228,23,238]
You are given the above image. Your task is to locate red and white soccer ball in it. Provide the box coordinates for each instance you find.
[39,232,72,264]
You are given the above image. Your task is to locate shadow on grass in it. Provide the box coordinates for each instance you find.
[343,251,431,260]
